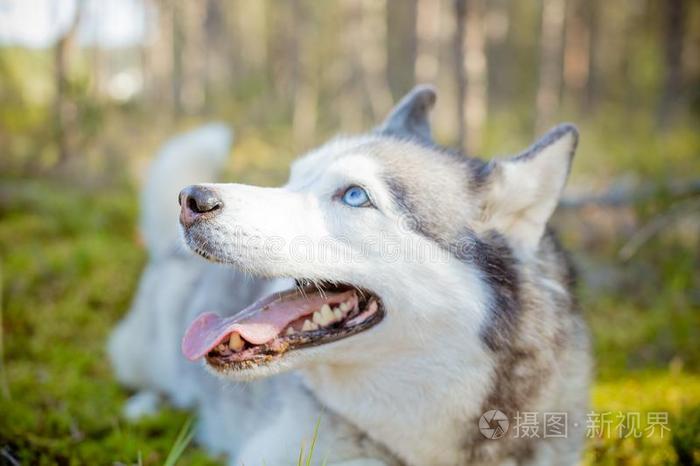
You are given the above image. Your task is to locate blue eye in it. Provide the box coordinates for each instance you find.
[341,186,371,207]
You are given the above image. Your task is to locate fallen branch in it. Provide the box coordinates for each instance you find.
[559,179,700,209]
[618,198,700,261]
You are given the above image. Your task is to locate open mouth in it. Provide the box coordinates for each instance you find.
[181,282,384,371]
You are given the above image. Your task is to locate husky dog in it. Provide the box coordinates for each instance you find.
[112,86,590,465]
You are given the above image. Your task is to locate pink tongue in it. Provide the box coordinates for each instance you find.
[182,289,355,361]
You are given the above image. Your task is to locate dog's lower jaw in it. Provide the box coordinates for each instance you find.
[204,350,308,382]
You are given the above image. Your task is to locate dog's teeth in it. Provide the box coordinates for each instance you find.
[333,307,343,321]
[312,311,324,326]
[216,343,227,352]
[302,320,318,332]
[321,306,335,324]
[340,302,350,312]
[228,333,245,351]
[368,300,378,314]
[286,327,296,336]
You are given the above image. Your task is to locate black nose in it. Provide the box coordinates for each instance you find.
[179,185,223,215]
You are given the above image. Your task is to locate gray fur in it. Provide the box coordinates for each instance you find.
[514,123,579,163]
[376,84,437,144]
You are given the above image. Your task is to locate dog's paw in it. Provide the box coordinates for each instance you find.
[123,391,161,421]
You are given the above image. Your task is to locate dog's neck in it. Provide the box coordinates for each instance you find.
[300,282,493,466]
[302,346,492,465]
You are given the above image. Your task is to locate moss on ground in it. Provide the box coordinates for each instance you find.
[0,179,219,465]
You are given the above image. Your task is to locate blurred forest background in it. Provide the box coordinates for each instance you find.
[0,0,699,465]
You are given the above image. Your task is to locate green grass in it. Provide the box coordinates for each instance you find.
[0,175,698,465]
[163,418,196,466]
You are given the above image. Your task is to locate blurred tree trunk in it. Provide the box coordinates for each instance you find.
[359,0,393,119]
[203,0,228,112]
[337,0,365,132]
[144,0,173,108]
[414,0,441,84]
[176,0,206,115]
[657,0,686,128]
[171,0,184,116]
[233,0,268,81]
[464,0,487,154]
[88,0,106,101]
[53,1,83,167]
[484,0,511,110]
[454,0,488,155]
[292,0,318,149]
[221,0,243,91]
[182,0,207,113]
[562,0,589,108]
[535,0,566,134]
[454,0,466,150]
[268,1,296,98]
[90,44,104,98]
[582,0,599,114]
[386,0,417,98]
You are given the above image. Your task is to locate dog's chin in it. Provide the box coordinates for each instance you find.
[182,224,230,264]
[204,354,295,381]
[182,224,282,278]
[204,346,329,382]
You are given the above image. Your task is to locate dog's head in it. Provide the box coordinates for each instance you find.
[180,85,578,379]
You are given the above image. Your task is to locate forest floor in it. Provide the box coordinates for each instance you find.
[0,176,698,465]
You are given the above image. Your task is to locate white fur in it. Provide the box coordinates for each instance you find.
[478,131,576,254]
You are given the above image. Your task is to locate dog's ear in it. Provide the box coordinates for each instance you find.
[376,84,437,144]
[477,124,579,252]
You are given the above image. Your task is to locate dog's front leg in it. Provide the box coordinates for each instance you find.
[123,390,161,420]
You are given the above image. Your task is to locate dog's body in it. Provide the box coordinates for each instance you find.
[110,87,590,465]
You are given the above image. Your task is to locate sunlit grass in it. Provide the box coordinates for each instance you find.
[0,260,10,401]
[164,417,196,466]
[583,372,700,465]
[298,417,324,466]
